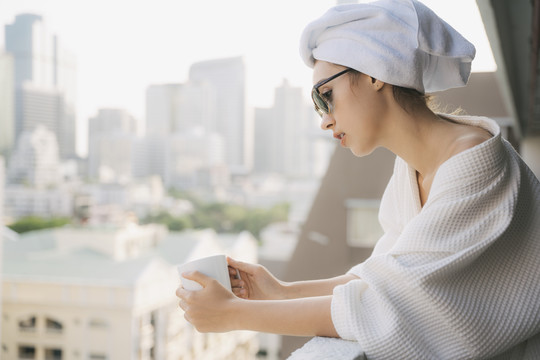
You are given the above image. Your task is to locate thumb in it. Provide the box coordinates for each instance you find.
[227,257,252,272]
[182,270,211,287]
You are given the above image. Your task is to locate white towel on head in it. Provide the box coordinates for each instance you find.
[299,0,476,93]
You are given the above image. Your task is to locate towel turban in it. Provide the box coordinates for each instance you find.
[299,0,476,93]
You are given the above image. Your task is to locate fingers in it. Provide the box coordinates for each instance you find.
[176,286,191,311]
[230,277,244,288]
[176,286,189,299]
[230,277,247,298]
[227,257,251,274]
[178,298,187,311]
[232,286,247,298]
[228,266,241,279]
[181,270,211,287]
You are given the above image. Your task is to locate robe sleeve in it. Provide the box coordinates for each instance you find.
[331,138,540,359]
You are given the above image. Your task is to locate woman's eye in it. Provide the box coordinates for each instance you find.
[322,90,332,100]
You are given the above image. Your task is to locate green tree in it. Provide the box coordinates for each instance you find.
[8,216,71,234]
[141,211,193,232]
[142,200,290,238]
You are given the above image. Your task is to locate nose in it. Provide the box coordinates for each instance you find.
[320,114,335,130]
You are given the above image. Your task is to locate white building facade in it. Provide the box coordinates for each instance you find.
[7,125,61,188]
[1,226,259,360]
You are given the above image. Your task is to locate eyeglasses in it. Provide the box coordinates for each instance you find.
[311,68,352,117]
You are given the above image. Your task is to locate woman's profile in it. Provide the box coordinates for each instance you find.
[177,1,540,358]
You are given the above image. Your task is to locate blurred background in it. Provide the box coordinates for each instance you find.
[0,0,537,359]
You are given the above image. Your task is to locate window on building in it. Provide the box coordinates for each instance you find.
[45,318,63,333]
[18,316,37,332]
[88,318,109,329]
[150,311,157,327]
[345,199,384,248]
[44,348,62,360]
[88,353,107,360]
[18,345,36,359]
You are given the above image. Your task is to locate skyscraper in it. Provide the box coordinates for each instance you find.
[7,125,61,188]
[5,13,77,159]
[189,57,251,173]
[87,108,138,182]
[145,82,216,136]
[0,53,14,157]
[254,80,317,178]
[145,84,183,137]
[143,82,224,187]
[274,79,312,177]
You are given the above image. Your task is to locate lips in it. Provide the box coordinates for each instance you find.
[333,132,345,140]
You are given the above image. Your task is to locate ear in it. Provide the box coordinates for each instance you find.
[370,77,385,91]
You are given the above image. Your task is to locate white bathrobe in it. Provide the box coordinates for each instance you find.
[292,115,540,359]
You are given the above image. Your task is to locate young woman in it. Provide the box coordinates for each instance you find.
[177,1,540,358]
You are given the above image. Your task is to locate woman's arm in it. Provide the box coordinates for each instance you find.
[233,296,338,337]
[177,271,340,337]
[227,257,358,300]
[281,274,359,299]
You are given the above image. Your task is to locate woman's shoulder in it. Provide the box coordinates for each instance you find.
[436,114,504,169]
[438,113,500,138]
[447,122,493,158]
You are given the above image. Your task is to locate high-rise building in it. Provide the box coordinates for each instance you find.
[87,108,138,182]
[165,130,227,189]
[132,136,168,180]
[254,80,319,178]
[20,84,62,140]
[143,80,221,187]
[5,14,53,89]
[145,84,183,137]
[274,80,312,177]
[189,57,251,173]
[7,125,61,188]
[177,81,216,133]
[4,13,77,159]
[145,82,215,137]
[253,107,278,173]
[0,53,14,157]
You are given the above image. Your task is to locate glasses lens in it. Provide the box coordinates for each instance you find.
[311,88,329,116]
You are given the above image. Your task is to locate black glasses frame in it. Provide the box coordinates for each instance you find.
[311,68,352,117]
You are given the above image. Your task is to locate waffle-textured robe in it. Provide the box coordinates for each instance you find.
[330,115,540,359]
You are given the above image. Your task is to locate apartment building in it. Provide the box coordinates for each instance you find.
[1,225,258,360]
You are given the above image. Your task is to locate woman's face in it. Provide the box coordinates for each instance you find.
[312,61,388,157]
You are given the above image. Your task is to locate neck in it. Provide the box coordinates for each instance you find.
[382,105,451,179]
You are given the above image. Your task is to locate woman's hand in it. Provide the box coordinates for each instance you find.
[227,257,287,300]
[176,271,239,333]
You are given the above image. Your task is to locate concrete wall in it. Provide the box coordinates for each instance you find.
[521,136,540,179]
[280,146,395,359]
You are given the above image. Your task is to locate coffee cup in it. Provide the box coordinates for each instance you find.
[177,254,232,291]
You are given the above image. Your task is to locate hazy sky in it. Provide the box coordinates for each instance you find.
[0,0,495,155]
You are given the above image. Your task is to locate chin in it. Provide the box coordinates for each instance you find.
[350,146,375,158]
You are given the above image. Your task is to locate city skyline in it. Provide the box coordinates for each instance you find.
[0,0,496,156]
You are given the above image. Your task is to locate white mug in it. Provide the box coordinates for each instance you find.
[177,254,232,291]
